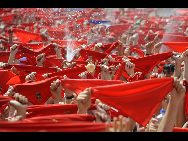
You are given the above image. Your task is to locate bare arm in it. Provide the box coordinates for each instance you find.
[8,44,18,64]
[182,50,188,81]
[157,78,186,132]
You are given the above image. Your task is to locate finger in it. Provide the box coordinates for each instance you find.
[118,115,123,132]
[105,122,110,132]
[179,86,186,95]
[177,81,183,92]
[173,77,178,86]
[113,117,118,132]
[121,117,128,132]
[18,95,23,103]
[14,93,19,101]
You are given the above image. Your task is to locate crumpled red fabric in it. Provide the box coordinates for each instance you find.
[13,76,59,105]
[91,77,174,127]
[12,28,45,44]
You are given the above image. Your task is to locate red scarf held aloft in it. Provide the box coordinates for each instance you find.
[19,43,65,66]
[60,79,123,95]
[7,64,57,74]
[130,48,145,57]
[162,34,188,43]
[12,28,45,44]
[26,103,96,118]
[107,24,131,36]
[13,41,44,50]
[0,119,105,132]
[91,77,174,127]
[13,76,59,105]
[1,14,15,23]
[0,96,14,108]
[1,74,27,95]
[130,52,173,74]
[162,42,188,53]
[112,52,173,79]
[0,70,15,88]
[100,41,119,54]
[79,49,108,62]
[24,114,96,123]
[48,66,87,79]
[0,50,24,63]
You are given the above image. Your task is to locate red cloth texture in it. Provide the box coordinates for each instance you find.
[0,119,105,132]
[48,66,87,79]
[26,103,96,118]
[162,34,188,43]
[19,43,65,66]
[173,127,188,132]
[60,79,123,95]
[0,70,15,88]
[13,76,59,105]
[12,28,45,44]
[79,49,108,62]
[130,52,173,74]
[162,42,188,53]
[91,77,174,127]
[100,41,119,53]
[1,14,15,23]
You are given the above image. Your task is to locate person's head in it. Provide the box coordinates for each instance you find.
[162,63,175,77]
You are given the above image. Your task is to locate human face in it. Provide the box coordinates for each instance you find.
[164,71,174,77]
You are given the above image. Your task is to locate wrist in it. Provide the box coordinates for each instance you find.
[54,97,62,104]
[145,53,153,56]
[64,91,74,97]
[77,109,87,114]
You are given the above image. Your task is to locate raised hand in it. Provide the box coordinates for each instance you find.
[154,42,162,53]
[25,72,36,82]
[145,41,154,55]
[76,88,91,114]
[125,60,135,76]
[50,79,62,104]
[36,53,45,66]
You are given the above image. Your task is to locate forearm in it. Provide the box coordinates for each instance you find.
[8,54,15,64]
[157,100,179,132]
[54,96,62,104]
[183,62,188,81]
[77,109,87,114]
[174,62,181,79]
[56,51,62,58]
[175,96,187,127]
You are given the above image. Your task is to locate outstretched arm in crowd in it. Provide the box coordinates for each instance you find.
[50,79,63,104]
[172,52,183,79]
[53,43,63,59]
[157,77,186,132]
[2,91,28,121]
[76,88,91,114]
[8,44,19,64]
[182,49,188,82]
[36,53,45,66]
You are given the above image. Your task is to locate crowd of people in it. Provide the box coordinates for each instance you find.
[0,8,188,132]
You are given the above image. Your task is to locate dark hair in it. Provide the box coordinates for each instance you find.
[163,63,175,74]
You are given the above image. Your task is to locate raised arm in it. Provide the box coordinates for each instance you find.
[8,44,19,64]
[157,77,186,132]
[182,49,188,81]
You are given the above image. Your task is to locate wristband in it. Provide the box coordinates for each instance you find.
[146,53,152,55]
[65,95,74,99]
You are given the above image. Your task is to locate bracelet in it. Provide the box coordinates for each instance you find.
[65,95,74,99]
